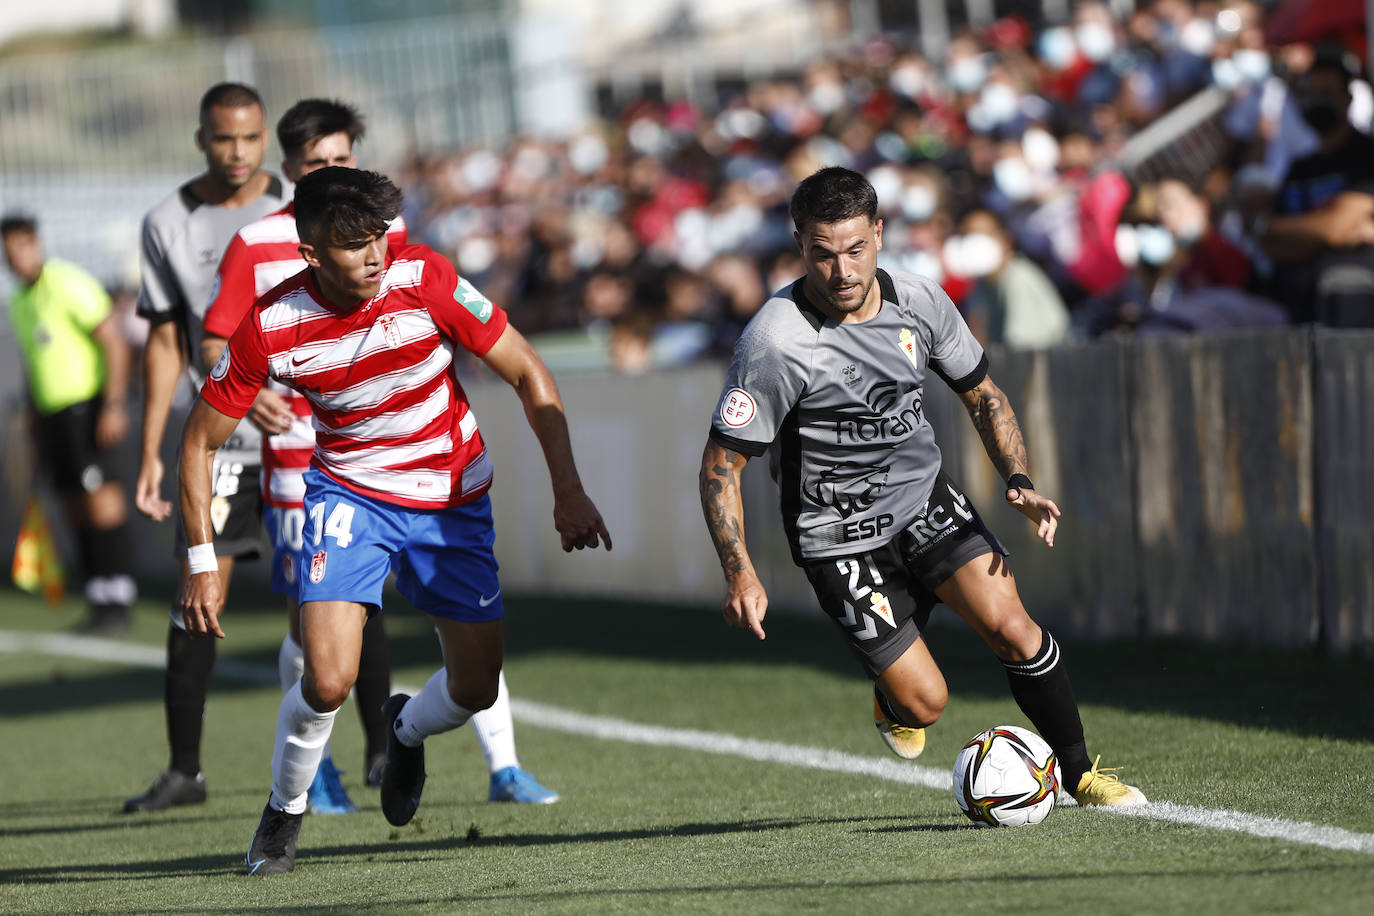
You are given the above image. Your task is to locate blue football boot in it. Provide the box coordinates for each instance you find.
[488,766,559,804]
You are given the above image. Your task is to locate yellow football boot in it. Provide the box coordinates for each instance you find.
[873,697,926,759]
[1072,755,1148,806]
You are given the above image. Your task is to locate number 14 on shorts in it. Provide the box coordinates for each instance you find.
[309,501,355,548]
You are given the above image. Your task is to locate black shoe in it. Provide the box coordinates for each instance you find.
[246,800,304,876]
[380,693,425,826]
[365,752,386,789]
[123,770,207,813]
[74,608,131,635]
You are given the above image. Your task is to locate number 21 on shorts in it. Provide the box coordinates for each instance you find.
[309,500,355,548]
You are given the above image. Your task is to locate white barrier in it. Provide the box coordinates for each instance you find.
[465,363,819,614]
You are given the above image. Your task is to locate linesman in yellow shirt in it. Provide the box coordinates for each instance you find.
[3,214,138,632]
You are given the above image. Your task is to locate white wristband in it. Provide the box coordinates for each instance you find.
[187,543,218,575]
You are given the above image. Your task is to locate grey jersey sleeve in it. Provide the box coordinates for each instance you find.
[135,207,184,326]
[709,301,812,456]
[922,276,987,393]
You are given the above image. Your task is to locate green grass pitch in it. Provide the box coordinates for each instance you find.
[1,585,1372,914]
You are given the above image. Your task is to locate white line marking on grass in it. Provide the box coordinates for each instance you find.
[509,700,1374,854]
[5,628,1373,855]
[508,698,949,792]
[1107,801,1374,854]
[0,629,275,681]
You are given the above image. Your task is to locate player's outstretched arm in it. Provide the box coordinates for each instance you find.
[480,324,611,552]
[176,397,242,638]
[957,375,1061,547]
[136,321,187,521]
[699,439,768,639]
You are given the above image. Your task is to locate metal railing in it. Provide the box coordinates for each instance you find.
[0,15,513,181]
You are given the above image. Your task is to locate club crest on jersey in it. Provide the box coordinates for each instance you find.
[897,328,921,372]
[453,276,494,323]
[310,550,327,584]
[378,313,403,349]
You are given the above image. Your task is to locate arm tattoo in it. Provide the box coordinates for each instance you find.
[964,381,1028,481]
[699,445,750,579]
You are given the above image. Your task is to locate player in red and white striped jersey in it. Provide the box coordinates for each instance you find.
[202,100,562,812]
[201,99,401,816]
[179,167,609,875]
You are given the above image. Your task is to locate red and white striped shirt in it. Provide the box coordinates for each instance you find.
[203,203,408,509]
[201,243,508,510]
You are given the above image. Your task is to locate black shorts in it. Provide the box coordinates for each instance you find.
[32,397,119,494]
[803,470,1007,679]
[174,453,263,560]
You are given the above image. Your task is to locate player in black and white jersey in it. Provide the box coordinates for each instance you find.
[124,83,289,813]
[699,166,1146,808]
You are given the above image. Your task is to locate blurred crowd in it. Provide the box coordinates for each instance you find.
[394,0,1374,372]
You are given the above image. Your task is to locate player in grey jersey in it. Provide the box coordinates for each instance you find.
[699,166,1145,808]
[124,83,289,814]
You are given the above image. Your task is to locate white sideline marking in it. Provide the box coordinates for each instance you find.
[0,629,275,681]
[5,629,1373,855]
[509,700,1374,855]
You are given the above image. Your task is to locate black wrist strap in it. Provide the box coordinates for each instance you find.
[1007,473,1034,493]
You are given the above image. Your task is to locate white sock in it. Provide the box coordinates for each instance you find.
[269,681,337,815]
[395,668,474,748]
[469,670,519,773]
[277,635,304,692]
[277,634,334,763]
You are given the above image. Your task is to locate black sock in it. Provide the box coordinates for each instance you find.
[165,623,216,777]
[355,613,392,763]
[82,523,133,579]
[874,685,924,728]
[1001,630,1092,789]
[81,524,137,616]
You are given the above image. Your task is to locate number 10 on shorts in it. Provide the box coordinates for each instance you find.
[309,501,356,548]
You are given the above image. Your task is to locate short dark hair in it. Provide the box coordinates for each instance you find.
[1308,45,1360,86]
[199,82,264,123]
[277,98,366,159]
[294,167,402,246]
[0,213,38,237]
[790,166,879,232]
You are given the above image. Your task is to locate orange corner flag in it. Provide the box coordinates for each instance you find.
[12,496,65,606]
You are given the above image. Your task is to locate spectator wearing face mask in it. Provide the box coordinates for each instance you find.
[1071,2,1127,110]
[1220,44,1320,193]
[1261,48,1374,327]
[878,166,975,306]
[1099,180,1281,336]
[952,209,1071,349]
[1155,177,1252,295]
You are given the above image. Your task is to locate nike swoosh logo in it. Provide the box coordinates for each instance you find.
[478,591,500,607]
[291,355,311,367]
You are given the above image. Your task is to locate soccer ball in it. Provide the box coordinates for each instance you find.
[952,725,1061,827]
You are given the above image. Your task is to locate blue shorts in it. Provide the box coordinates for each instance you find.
[264,506,307,598]
[296,468,504,621]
